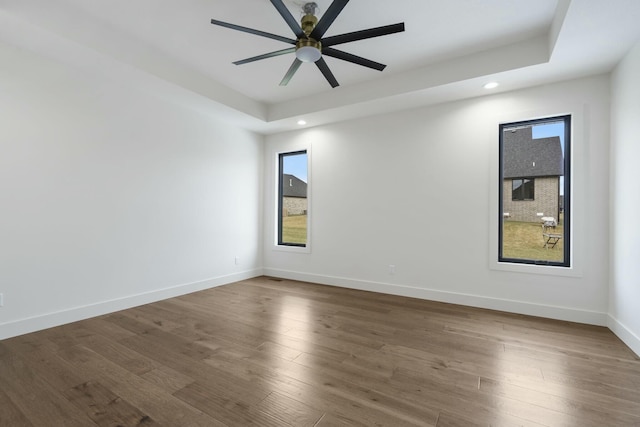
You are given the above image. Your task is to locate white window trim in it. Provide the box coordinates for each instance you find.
[273,145,312,254]
[489,105,584,278]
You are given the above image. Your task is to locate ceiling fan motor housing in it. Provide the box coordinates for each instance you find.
[296,38,322,62]
[296,12,321,62]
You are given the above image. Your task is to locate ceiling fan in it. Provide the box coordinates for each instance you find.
[211,0,405,88]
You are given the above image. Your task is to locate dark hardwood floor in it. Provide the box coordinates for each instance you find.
[1,276,639,426]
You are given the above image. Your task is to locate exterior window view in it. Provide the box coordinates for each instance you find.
[499,116,571,266]
[278,150,308,246]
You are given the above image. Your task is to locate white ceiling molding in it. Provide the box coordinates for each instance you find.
[1,0,640,134]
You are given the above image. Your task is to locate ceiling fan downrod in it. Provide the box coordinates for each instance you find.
[301,2,319,35]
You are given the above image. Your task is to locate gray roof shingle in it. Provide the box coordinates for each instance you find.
[503,126,564,178]
[282,174,307,198]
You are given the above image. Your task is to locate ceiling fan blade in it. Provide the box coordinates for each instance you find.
[322,23,405,47]
[233,48,296,65]
[322,48,386,71]
[211,19,295,45]
[280,58,302,86]
[315,58,339,88]
[310,0,349,40]
[270,0,305,39]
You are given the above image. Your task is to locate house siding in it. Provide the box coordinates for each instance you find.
[281,174,307,216]
[283,197,307,216]
[503,176,559,222]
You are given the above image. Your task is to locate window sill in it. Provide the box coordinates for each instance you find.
[491,260,582,277]
[273,245,311,254]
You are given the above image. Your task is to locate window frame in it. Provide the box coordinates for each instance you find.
[498,115,571,267]
[276,149,310,250]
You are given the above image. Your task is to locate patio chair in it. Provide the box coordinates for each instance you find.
[542,219,561,249]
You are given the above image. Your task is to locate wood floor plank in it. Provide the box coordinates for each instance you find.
[504,342,640,387]
[76,333,160,376]
[171,317,350,363]
[118,307,185,333]
[0,344,98,426]
[82,316,138,341]
[287,352,441,425]
[435,411,486,427]
[479,377,640,425]
[0,386,34,427]
[202,348,432,427]
[173,380,283,427]
[2,276,640,426]
[435,410,547,427]
[253,391,324,426]
[17,350,85,393]
[140,365,195,393]
[196,331,434,426]
[445,321,637,361]
[64,380,158,426]
[314,412,370,427]
[379,342,545,386]
[116,326,267,390]
[55,344,226,426]
[391,366,574,426]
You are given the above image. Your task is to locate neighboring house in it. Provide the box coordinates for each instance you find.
[503,127,564,222]
[282,174,307,216]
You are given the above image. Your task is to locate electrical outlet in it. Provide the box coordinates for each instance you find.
[389,265,396,275]
[235,256,240,265]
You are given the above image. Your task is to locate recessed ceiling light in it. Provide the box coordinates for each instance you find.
[484,82,499,89]
[297,120,307,126]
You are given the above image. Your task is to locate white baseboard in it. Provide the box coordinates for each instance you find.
[6,268,627,354]
[608,315,640,358]
[0,269,263,341]
[263,268,609,326]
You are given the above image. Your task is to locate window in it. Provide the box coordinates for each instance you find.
[278,150,308,247]
[512,178,534,200]
[499,115,571,266]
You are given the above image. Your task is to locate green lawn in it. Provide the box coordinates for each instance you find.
[282,214,307,244]
[502,219,564,262]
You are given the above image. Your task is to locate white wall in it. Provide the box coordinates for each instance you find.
[265,75,611,325]
[0,41,263,339]
[609,40,640,355]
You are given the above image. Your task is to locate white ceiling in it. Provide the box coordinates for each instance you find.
[2,0,640,134]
